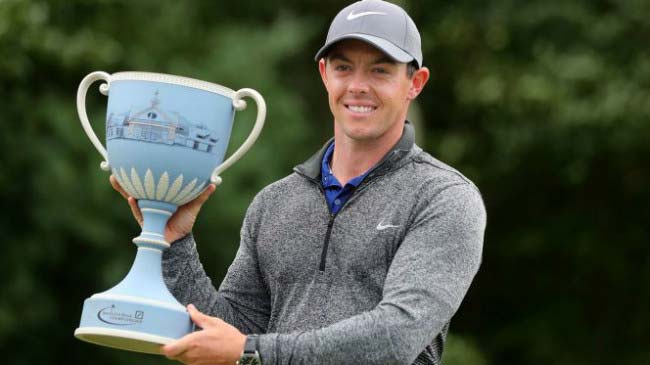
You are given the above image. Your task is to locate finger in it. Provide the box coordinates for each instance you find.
[127,197,144,227]
[109,175,130,200]
[162,335,192,359]
[162,330,205,359]
[187,304,214,328]
[184,184,216,211]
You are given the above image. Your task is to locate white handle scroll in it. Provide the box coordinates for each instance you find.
[210,88,266,185]
[77,71,111,171]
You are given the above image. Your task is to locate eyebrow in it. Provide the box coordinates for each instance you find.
[328,53,396,65]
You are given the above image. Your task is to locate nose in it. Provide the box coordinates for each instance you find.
[347,71,370,94]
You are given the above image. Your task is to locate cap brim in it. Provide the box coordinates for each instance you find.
[314,33,415,65]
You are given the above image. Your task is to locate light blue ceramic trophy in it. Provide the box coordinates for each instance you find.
[74,71,265,354]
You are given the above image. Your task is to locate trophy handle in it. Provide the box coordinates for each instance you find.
[209,88,266,185]
[77,71,111,171]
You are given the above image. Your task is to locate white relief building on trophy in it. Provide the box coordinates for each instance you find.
[106,90,219,154]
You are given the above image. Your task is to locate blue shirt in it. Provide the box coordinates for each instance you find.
[321,142,372,215]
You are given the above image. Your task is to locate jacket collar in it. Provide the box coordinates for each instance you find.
[294,121,416,181]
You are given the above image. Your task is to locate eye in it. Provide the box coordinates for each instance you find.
[334,64,351,72]
[372,67,389,74]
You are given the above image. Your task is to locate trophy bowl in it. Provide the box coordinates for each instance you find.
[73,71,265,354]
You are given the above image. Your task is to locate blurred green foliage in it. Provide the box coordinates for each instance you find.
[0,0,648,364]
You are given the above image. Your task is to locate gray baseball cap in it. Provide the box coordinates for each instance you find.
[314,0,423,67]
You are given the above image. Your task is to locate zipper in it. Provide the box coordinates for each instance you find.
[313,182,336,272]
[319,216,336,271]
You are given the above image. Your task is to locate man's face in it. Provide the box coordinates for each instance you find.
[318,39,428,145]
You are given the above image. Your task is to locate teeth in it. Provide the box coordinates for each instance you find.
[347,105,374,113]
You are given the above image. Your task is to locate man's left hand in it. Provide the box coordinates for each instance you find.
[162,304,246,365]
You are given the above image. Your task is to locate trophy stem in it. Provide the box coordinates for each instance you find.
[105,199,181,304]
[133,200,178,250]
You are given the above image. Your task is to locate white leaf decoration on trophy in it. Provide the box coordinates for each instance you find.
[172,178,197,205]
[110,167,207,204]
[156,172,170,200]
[177,182,206,205]
[165,174,184,201]
[118,167,137,198]
[130,167,147,198]
[144,169,156,199]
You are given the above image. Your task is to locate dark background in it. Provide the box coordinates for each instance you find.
[1,0,648,364]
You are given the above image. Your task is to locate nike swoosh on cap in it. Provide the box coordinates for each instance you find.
[346,11,387,21]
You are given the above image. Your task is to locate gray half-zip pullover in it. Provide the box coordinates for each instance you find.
[162,122,486,364]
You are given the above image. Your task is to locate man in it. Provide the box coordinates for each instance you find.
[111,1,486,364]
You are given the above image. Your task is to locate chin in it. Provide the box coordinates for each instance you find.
[343,126,383,142]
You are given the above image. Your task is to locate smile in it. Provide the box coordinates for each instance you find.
[345,105,377,114]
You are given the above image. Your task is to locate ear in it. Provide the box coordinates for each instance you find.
[318,58,329,89]
[407,66,430,100]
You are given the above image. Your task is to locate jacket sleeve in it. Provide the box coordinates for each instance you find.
[257,182,486,365]
[162,193,271,334]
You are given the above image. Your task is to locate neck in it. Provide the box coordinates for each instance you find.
[330,124,403,186]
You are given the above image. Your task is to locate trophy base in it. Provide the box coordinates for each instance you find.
[75,292,192,355]
[74,327,173,354]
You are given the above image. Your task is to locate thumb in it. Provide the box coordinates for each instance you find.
[187,304,213,328]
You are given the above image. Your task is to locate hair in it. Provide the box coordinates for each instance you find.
[406,61,418,79]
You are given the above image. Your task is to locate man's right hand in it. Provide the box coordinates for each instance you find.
[109,175,216,243]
